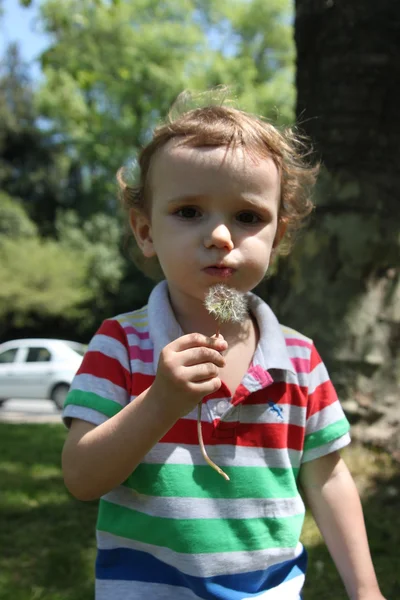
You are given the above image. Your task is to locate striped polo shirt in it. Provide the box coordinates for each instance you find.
[63,280,351,600]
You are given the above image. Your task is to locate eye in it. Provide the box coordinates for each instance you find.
[236,211,262,225]
[175,207,201,219]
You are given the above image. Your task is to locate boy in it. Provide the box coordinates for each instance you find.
[62,95,385,599]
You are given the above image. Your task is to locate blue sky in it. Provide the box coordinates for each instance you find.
[1,0,49,78]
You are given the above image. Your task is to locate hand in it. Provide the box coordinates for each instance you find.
[151,333,228,419]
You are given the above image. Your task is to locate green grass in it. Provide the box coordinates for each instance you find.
[0,424,97,600]
[0,423,399,599]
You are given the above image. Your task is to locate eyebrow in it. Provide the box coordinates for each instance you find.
[166,194,206,206]
[166,193,272,209]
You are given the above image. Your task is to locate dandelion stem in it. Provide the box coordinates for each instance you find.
[197,284,247,482]
[197,402,230,481]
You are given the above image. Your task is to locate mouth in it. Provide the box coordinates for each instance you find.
[203,265,236,279]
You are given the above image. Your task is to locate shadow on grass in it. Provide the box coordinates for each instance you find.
[303,464,400,600]
[0,423,97,600]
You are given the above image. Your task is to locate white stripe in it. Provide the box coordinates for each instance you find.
[246,573,304,599]
[126,332,153,349]
[271,370,309,388]
[70,373,129,406]
[240,403,306,426]
[97,532,304,578]
[130,359,156,376]
[308,361,330,394]
[286,345,312,360]
[89,334,130,372]
[142,442,302,469]
[63,405,107,427]
[96,579,199,600]
[185,397,307,426]
[302,433,351,463]
[116,310,148,325]
[306,401,343,434]
[103,488,305,520]
[183,397,236,422]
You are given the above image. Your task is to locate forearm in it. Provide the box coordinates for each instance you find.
[301,454,384,600]
[62,386,179,501]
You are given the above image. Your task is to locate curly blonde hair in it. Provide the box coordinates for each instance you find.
[118,90,318,276]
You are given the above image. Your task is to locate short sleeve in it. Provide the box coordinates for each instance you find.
[301,344,351,463]
[62,319,131,428]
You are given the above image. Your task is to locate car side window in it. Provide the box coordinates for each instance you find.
[26,347,52,363]
[0,348,18,364]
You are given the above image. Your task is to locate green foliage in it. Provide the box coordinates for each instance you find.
[0,44,70,233]
[0,237,90,330]
[36,0,295,215]
[0,192,38,238]
[56,210,125,316]
[1,0,295,338]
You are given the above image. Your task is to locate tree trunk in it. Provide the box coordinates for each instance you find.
[269,0,400,452]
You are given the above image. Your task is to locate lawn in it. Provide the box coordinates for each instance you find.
[0,423,399,599]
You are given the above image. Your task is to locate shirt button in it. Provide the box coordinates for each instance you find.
[216,400,230,415]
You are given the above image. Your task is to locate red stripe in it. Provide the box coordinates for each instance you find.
[307,379,338,417]
[98,319,128,346]
[309,344,323,371]
[241,382,308,408]
[131,372,155,396]
[285,338,312,349]
[129,346,154,363]
[290,357,310,373]
[160,419,305,450]
[123,325,150,340]
[78,351,131,391]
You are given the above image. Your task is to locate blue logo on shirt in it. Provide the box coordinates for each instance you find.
[267,400,284,421]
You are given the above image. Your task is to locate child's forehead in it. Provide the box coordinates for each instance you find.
[149,140,281,201]
[150,140,279,181]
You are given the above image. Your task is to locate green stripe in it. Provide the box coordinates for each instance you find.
[124,463,299,499]
[304,418,350,452]
[97,499,304,553]
[64,389,122,418]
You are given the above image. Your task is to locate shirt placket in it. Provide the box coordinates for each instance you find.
[212,367,276,440]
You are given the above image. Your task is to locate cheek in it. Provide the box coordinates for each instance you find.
[242,233,275,259]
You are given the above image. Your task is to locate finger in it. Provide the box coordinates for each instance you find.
[181,347,226,368]
[169,332,227,353]
[190,377,222,396]
[184,362,219,382]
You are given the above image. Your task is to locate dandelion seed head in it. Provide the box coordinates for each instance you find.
[204,284,248,324]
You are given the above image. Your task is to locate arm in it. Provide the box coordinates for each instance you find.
[299,451,385,600]
[62,332,227,501]
[62,385,179,501]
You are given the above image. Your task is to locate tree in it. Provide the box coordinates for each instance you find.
[0,44,69,233]
[36,0,294,218]
[0,201,90,336]
[271,1,400,443]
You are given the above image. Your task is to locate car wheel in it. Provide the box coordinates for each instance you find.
[51,384,70,410]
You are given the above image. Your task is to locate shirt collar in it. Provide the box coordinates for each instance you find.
[147,280,295,375]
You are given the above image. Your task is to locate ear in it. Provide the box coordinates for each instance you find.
[129,209,156,258]
[272,219,287,249]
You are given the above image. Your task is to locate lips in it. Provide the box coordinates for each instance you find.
[203,266,236,278]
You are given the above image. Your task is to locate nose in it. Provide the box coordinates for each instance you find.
[204,222,234,251]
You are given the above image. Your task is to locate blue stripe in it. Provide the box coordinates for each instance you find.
[96,546,308,599]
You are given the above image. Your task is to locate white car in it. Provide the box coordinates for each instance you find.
[0,338,86,410]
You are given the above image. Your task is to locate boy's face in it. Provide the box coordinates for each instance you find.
[131,142,283,311]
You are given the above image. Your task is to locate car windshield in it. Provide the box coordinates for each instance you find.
[64,341,87,356]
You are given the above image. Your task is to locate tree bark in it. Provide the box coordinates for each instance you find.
[268,0,400,450]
